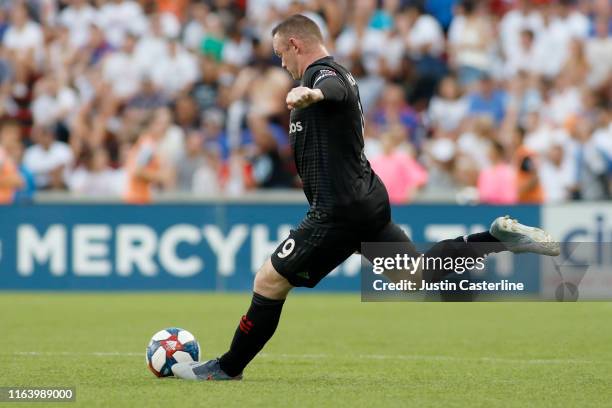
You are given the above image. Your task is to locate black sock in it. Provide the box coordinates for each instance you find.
[463,231,506,257]
[465,231,500,243]
[218,292,285,377]
[422,232,506,299]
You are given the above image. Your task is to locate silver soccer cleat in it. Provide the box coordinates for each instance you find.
[172,359,243,381]
[490,215,560,256]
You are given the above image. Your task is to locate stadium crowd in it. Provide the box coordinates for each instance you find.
[0,0,610,204]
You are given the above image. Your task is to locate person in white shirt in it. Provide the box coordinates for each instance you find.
[556,0,589,40]
[23,125,74,190]
[222,25,254,69]
[149,39,199,97]
[457,116,496,172]
[152,107,185,166]
[504,29,540,77]
[585,17,612,88]
[31,74,79,128]
[427,75,468,134]
[183,2,209,51]
[532,4,572,78]
[499,0,543,62]
[59,0,97,48]
[335,0,386,76]
[402,4,445,59]
[539,143,574,203]
[541,73,583,126]
[97,0,147,48]
[448,0,495,86]
[3,3,44,73]
[68,148,125,196]
[134,14,169,78]
[102,34,143,100]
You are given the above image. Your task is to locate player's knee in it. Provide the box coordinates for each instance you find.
[254,259,292,300]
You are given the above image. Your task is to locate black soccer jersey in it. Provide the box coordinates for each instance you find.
[289,56,390,226]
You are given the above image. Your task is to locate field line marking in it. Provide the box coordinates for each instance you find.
[262,353,594,365]
[9,351,595,365]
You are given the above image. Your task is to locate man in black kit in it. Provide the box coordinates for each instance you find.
[173,15,560,381]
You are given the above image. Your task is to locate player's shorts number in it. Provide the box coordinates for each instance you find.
[277,238,295,259]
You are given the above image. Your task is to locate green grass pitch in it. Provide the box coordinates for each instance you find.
[1,293,611,407]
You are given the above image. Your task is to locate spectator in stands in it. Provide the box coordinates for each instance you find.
[3,3,43,102]
[370,128,428,204]
[102,33,142,101]
[177,129,221,196]
[123,111,172,204]
[150,38,199,97]
[512,126,544,203]
[457,115,495,171]
[153,106,184,166]
[400,3,445,78]
[423,136,459,193]
[30,74,78,136]
[176,129,205,192]
[499,0,542,63]
[370,83,422,150]
[467,74,508,125]
[23,124,73,190]
[585,16,612,88]
[448,0,494,87]
[59,0,97,49]
[174,94,200,134]
[5,139,35,203]
[97,0,147,48]
[125,75,168,115]
[568,116,609,200]
[477,141,517,204]
[0,136,23,203]
[81,23,114,67]
[427,75,468,135]
[246,114,293,189]
[539,142,573,203]
[504,29,539,77]
[68,147,124,196]
[182,2,209,52]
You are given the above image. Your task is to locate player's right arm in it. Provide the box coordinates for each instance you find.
[286,86,324,109]
[285,68,348,109]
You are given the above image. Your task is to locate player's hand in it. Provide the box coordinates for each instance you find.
[286,87,324,110]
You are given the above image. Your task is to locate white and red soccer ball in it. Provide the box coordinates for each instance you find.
[146,328,200,377]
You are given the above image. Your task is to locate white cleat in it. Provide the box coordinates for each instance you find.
[172,359,242,381]
[171,362,200,380]
[490,215,560,256]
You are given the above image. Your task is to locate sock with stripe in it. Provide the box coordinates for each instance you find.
[218,292,285,377]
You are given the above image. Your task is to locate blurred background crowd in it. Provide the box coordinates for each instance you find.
[0,0,610,204]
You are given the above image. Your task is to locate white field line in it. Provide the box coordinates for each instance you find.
[9,351,595,365]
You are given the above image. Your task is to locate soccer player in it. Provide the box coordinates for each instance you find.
[172,15,559,381]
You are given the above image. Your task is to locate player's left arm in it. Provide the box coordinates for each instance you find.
[286,69,347,109]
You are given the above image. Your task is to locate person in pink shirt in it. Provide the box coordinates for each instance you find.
[370,132,428,204]
[478,141,518,204]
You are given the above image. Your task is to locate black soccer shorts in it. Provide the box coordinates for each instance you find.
[271,218,419,288]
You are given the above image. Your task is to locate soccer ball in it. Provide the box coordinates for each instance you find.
[146,328,200,377]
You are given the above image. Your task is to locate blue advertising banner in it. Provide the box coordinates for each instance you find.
[0,204,539,291]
